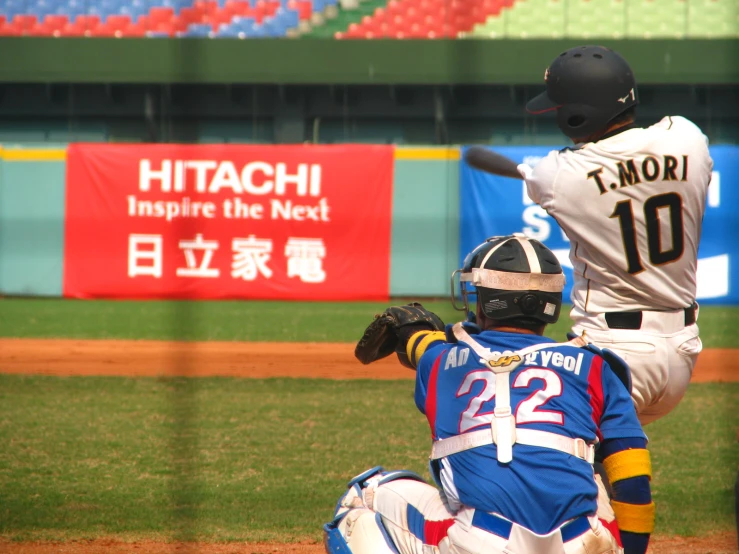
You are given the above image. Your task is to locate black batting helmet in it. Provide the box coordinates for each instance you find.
[526,45,638,139]
[452,234,565,326]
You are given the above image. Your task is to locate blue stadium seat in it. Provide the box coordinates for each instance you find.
[215,23,236,34]
[184,22,213,34]
[245,24,267,36]
[120,6,150,20]
[66,0,87,10]
[276,7,299,27]
[26,7,50,18]
[100,0,125,11]
[83,6,105,17]
[260,15,278,35]
[161,0,195,13]
[231,15,257,29]
[56,5,89,17]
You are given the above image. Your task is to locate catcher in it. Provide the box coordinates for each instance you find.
[325,235,653,554]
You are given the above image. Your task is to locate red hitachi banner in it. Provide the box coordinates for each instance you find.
[63,144,394,300]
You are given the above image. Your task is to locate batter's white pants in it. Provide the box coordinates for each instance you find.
[571,306,702,426]
[367,479,622,554]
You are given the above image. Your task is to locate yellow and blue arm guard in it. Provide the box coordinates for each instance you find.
[405,330,447,369]
[602,439,653,554]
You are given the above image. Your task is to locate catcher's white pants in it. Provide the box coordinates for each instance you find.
[571,306,702,425]
[367,479,622,554]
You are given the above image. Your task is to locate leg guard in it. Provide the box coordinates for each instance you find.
[324,509,399,554]
[324,466,426,554]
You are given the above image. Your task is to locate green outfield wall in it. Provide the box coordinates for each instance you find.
[1,39,737,84]
[391,148,460,296]
[0,148,67,297]
[0,146,460,298]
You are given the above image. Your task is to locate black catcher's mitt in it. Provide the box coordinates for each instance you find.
[355,302,445,366]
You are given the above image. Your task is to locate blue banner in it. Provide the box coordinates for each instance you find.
[460,145,739,305]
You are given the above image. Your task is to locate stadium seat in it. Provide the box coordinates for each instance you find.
[0,0,735,38]
[687,0,737,36]
[178,22,214,35]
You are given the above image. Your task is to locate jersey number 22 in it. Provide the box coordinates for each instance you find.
[457,368,564,433]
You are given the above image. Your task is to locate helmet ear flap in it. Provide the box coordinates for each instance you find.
[518,293,540,315]
[556,104,610,139]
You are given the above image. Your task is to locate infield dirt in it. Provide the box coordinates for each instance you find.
[0,339,737,381]
[1,533,738,554]
[0,339,736,554]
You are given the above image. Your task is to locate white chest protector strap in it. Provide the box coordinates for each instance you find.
[431,324,594,465]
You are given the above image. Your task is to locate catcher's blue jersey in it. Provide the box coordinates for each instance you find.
[415,329,645,535]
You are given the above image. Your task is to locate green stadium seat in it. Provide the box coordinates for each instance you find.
[624,0,686,37]
[565,0,626,37]
[471,0,567,38]
[687,0,738,37]
[466,0,737,39]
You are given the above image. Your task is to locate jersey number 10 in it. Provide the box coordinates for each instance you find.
[610,192,685,274]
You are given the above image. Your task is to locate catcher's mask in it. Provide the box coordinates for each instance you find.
[526,45,638,140]
[451,234,565,326]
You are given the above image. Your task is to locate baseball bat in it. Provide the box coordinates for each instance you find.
[464,146,522,180]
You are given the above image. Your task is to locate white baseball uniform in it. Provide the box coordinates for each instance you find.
[519,116,713,424]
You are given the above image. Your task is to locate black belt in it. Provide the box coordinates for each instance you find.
[605,303,696,330]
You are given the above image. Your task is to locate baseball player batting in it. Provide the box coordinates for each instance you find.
[465,45,713,426]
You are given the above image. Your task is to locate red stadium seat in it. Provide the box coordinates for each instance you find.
[136,15,151,31]
[289,0,313,20]
[11,14,37,31]
[345,22,364,37]
[171,17,190,33]
[88,24,118,37]
[407,23,427,37]
[106,15,132,31]
[225,0,252,16]
[340,0,508,39]
[43,15,69,30]
[151,20,177,35]
[385,0,404,16]
[0,23,23,36]
[106,21,146,36]
[253,1,280,22]
[58,22,87,36]
[195,0,219,15]
[211,11,236,27]
[27,23,56,36]
[149,7,176,24]
[180,7,205,24]
[74,15,101,29]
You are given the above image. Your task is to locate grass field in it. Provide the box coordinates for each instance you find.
[0,376,737,542]
[0,298,737,543]
[1,298,738,346]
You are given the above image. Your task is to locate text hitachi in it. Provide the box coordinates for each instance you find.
[138,160,322,196]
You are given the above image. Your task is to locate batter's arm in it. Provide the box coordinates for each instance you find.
[464,146,523,180]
